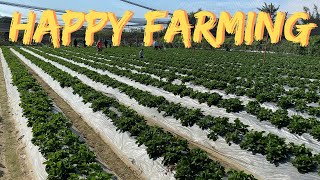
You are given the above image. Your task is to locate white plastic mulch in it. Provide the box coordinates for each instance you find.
[0,49,48,180]
[20,48,320,179]
[12,48,175,180]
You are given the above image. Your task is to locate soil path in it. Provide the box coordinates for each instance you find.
[0,51,33,180]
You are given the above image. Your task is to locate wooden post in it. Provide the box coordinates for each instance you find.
[264,35,269,64]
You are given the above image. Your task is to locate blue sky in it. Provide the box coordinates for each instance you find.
[0,0,318,19]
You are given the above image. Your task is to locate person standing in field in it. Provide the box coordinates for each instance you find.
[73,39,78,47]
[97,39,103,52]
[139,49,144,58]
[109,40,112,48]
[83,39,87,48]
[104,39,108,48]
[153,41,160,50]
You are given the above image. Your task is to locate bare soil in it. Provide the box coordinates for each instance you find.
[0,53,33,180]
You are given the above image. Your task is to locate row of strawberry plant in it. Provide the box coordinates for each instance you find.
[61,47,320,93]
[59,47,320,138]
[80,48,320,117]
[99,47,320,82]
[71,47,320,116]
[2,47,112,180]
[35,47,320,142]
[50,47,320,121]
[57,47,320,113]
[13,47,256,179]
[36,47,244,113]
[22,47,320,175]
[52,48,177,81]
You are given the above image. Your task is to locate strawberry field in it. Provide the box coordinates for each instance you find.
[1,45,320,179]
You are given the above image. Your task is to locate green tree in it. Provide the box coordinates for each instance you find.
[257,3,280,64]
[302,5,320,35]
[257,3,280,21]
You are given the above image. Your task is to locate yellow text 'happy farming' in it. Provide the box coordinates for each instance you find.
[9,10,318,48]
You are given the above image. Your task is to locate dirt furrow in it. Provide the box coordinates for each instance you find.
[0,50,33,180]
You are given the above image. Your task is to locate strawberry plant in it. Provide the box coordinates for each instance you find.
[2,47,111,179]
[13,47,256,179]
[20,46,320,176]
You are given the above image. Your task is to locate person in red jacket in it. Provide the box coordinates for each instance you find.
[97,39,103,52]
